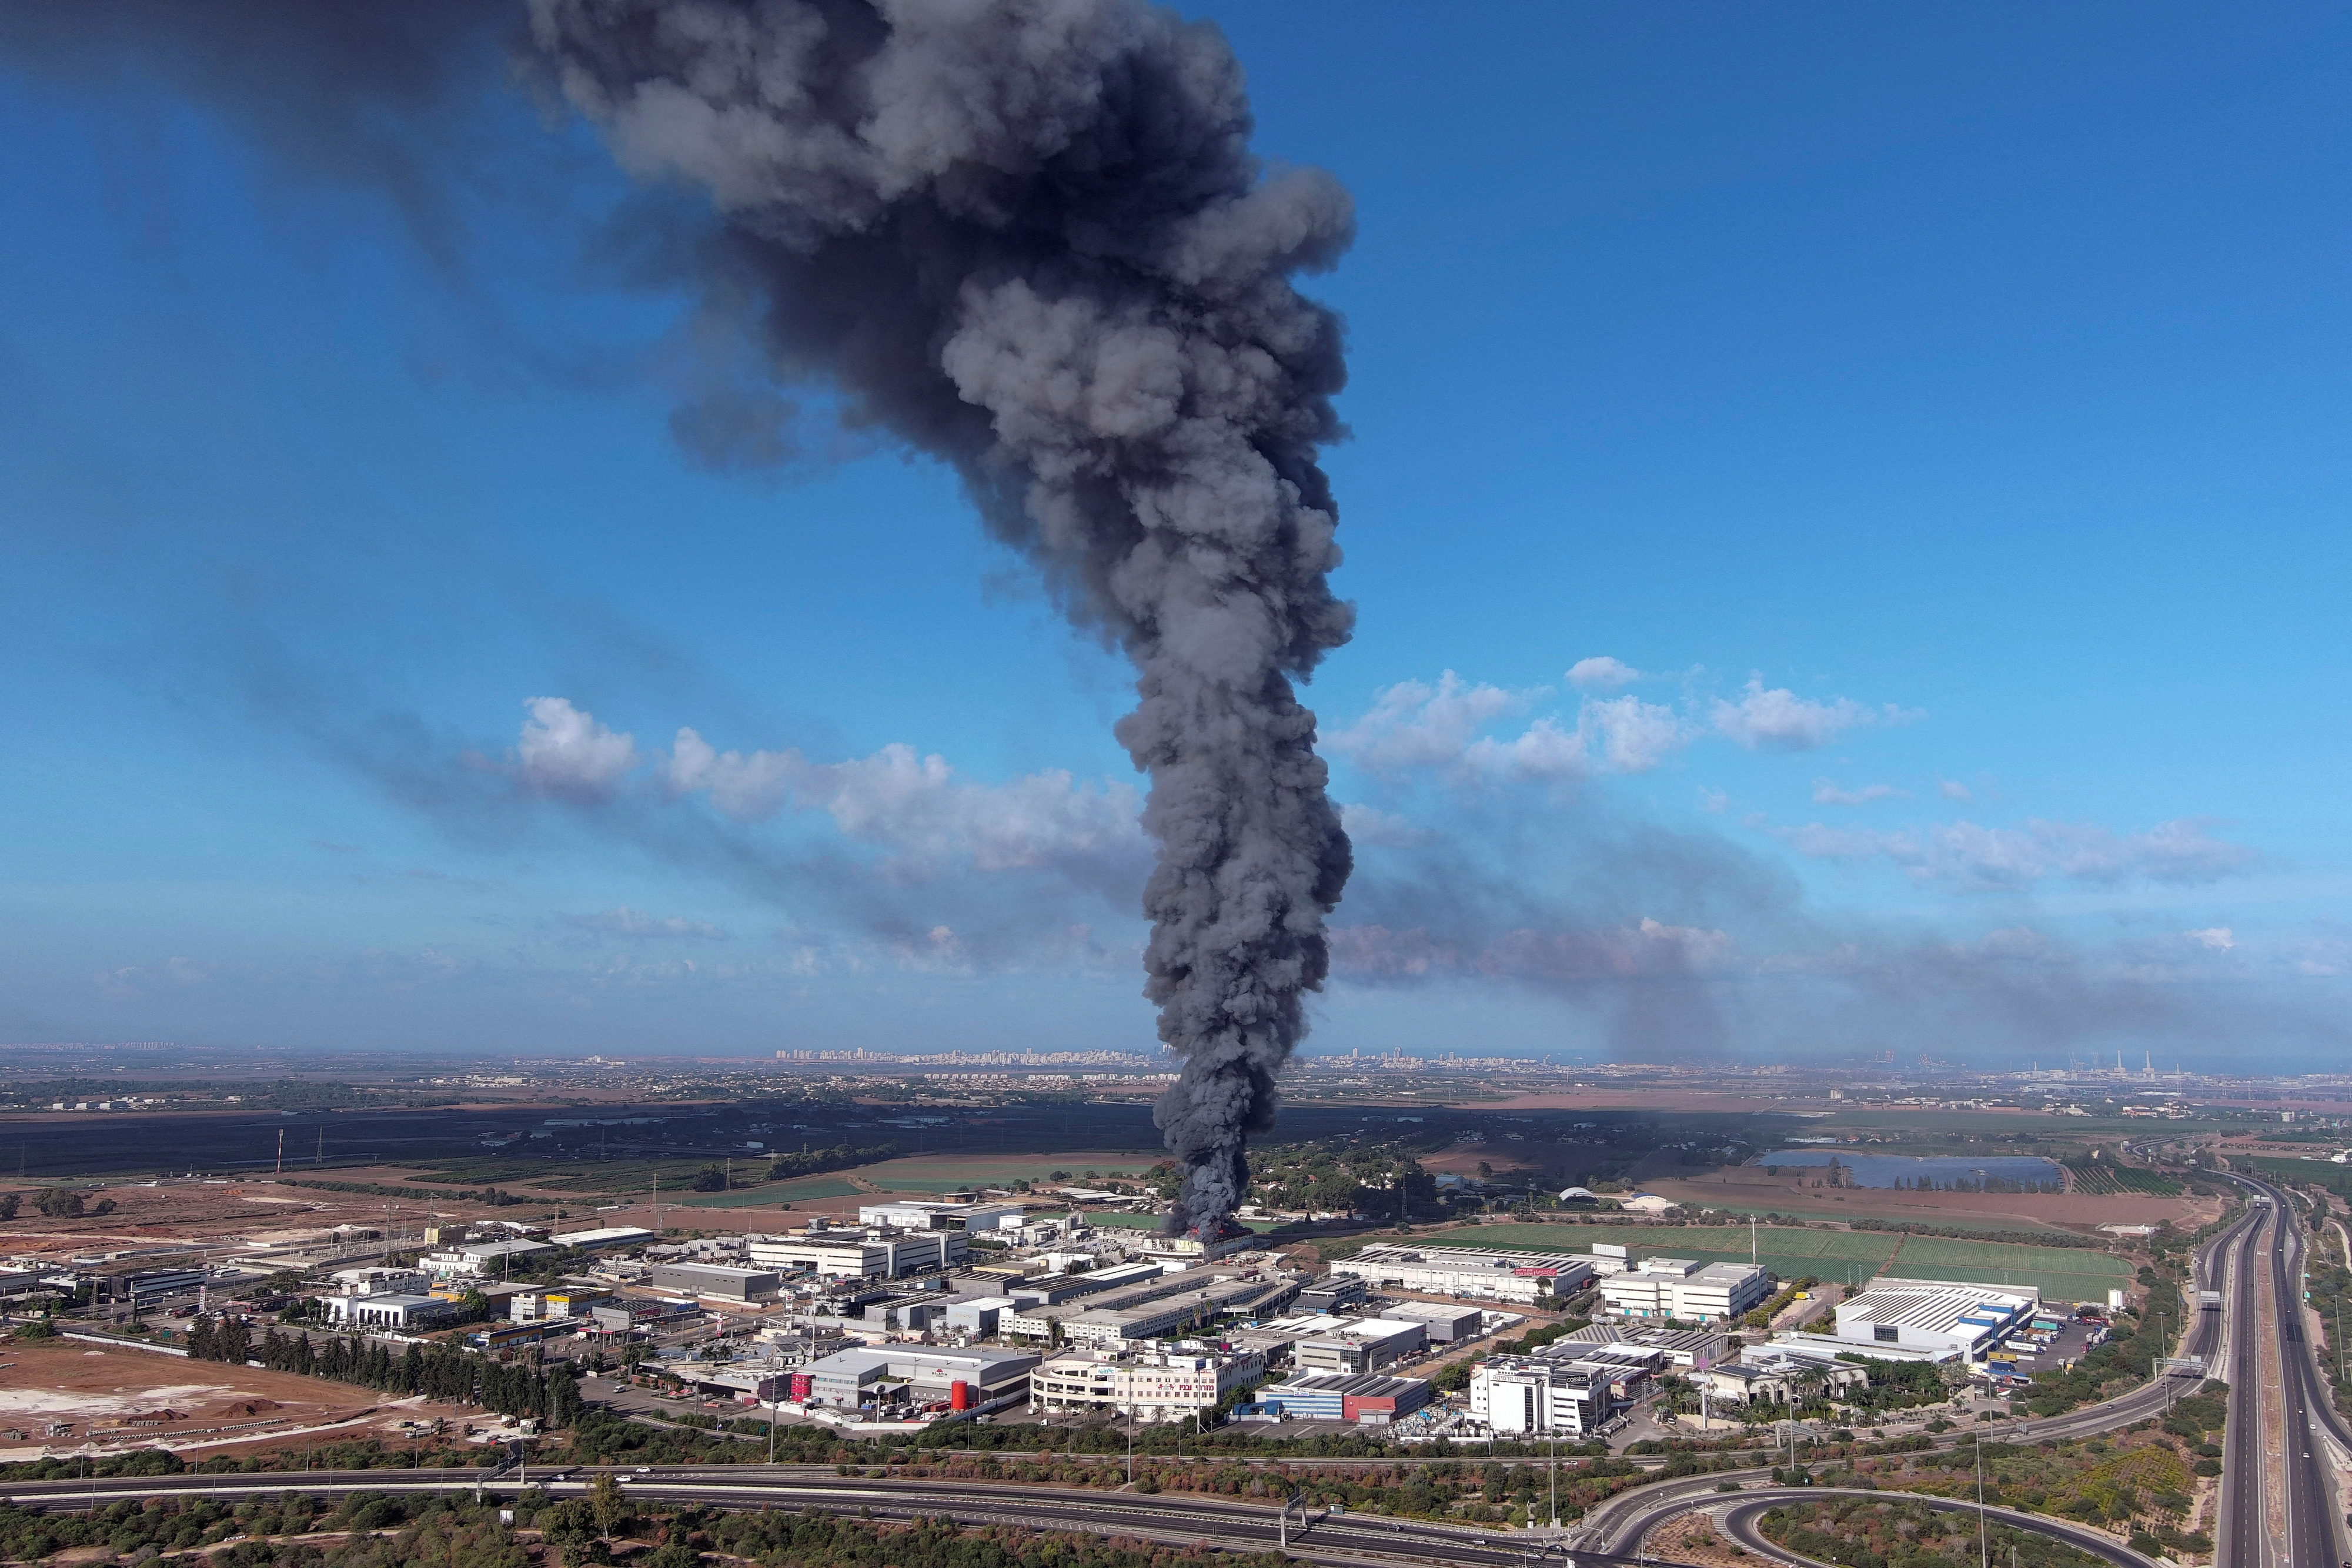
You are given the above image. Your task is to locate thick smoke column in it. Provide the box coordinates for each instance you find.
[526,0,1354,1231]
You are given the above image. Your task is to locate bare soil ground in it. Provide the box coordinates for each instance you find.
[0,1339,469,1461]
[0,1175,547,1265]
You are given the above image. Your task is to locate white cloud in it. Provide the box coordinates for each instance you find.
[1566,656,1641,691]
[1698,787,1729,814]
[1812,779,1906,805]
[1334,674,1683,784]
[1326,672,1521,771]
[666,728,1144,880]
[563,907,729,942]
[1711,677,1904,751]
[1580,696,1684,773]
[1938,779,1974,802]
[516,697,641,798]
[1780,816,2254,890]
[502,700,1145,887]
[2185,927,2235,951]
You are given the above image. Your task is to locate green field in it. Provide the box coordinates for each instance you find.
[1669,1195,2073,1235]
[679,1176,866,1208]
[1882,1236,2130,1304]
[850,1155,1160,1193]
[1364,1222,2131,1299]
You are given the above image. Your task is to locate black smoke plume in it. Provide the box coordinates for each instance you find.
[523,0,1355,1233]
[4,0,1358,1232]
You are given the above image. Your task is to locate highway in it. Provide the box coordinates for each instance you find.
[2213,1171,2346,1568]
[0,1177,2321,1568]
[0,1466,1536,1568]
[1575,1190,2268,1561]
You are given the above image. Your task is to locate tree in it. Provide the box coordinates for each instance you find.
[35,1189,83,1219]
[691,1165,727,1192]
[0,1194,17,1221]
[590,1472,626,1536]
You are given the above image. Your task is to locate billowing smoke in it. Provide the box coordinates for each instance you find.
[1,0,1357,1232]
[523,0,1355,1233]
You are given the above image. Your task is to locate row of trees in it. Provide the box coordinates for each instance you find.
[0,1188,116,1220]
[185,1317,582,1425]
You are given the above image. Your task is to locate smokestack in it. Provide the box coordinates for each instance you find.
[529,0,1358,1236]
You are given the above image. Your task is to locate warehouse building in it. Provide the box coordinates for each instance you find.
[1829,1278,2039,1360]
[795,1345,1037,1410]
[549,1226,657,1252]
[1329,1244,1595,1305]
[746,1226,966,1279]
[1595,1258,1770,1324]
[649,1262,781,1302]
[857,1199,1028,1233]
[1558,1322,1730,1369]
[1251,1372,1433,1425]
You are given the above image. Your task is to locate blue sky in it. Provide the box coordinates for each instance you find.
[2,3,2345,1066]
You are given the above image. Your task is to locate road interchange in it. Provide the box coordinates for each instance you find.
[1,1171,2340,1568]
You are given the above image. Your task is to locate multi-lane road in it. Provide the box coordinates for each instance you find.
[2213,1171,2347,1568]
[3,1170,2342,1568]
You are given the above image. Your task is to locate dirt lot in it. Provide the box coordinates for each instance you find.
[0,1339,469,1462]
[0,1176,542,1265]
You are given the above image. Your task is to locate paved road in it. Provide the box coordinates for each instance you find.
[1576,1192,2267,1557]
[2214,1171,2346,1568]
[0,1465,1534,1568]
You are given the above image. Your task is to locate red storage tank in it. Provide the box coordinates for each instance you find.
[950,1380,973,1411]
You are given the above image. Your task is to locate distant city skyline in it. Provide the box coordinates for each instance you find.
[1,6,2344,1068]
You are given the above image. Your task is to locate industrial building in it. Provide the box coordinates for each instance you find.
[1251,1372,1433,1425]
[1377,1299,1485,1342]
[1829,1278,2040,1360]
[1328,1244,1595,1305]
[510,1288,613,1322]
[425,1238,553,1276]
[857,1199,1028,1233]
[648,1262,782,1302]
[1595,1257,1770,1323]
[549,1226,658,1251]
[1557,1322,1730,1369]
[1059,1276,1295,1347]
[794,1344,1037,1410]
[1030,1346,1268,1422]
[745,1226,967,1279]
[322,1292,455,1331]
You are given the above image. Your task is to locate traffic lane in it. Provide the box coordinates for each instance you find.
[2271,1211,2341,1567]
[626,1479,1526,1566]
[0,1468,1519,1568]
[1715,1490,2166,1568]
[2219,1195,2266,1568]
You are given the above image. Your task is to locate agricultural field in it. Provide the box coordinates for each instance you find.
[1377,1222,2132,1300]
[1887,1236,2133,1305]
[2061,1159,2182,1196]
[843,1152,1162,1193]
[677,1176,866,1208]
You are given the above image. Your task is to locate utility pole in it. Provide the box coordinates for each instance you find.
[1976,1432,1989,1568]
[276,1128,283,1175]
